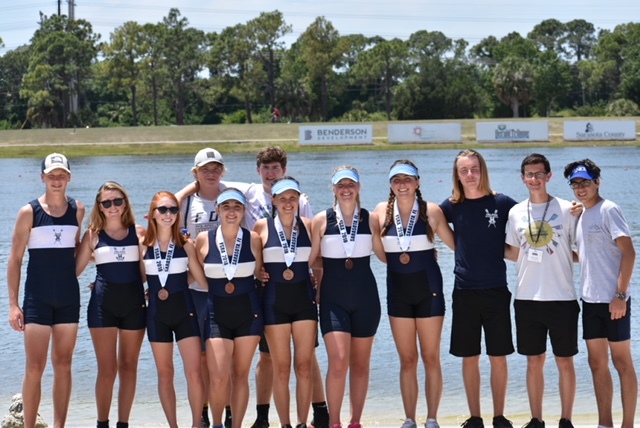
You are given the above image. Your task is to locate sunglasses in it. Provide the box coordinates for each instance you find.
[156,206,180,215]
[100,198,125,209]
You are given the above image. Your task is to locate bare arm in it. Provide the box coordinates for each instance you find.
[309,212,326,301]
[504,244,519,262]
[428,202,455,251]
[609,236,636,320]
[185,240,208,290]
[369,211,387,263]
[76,229,98,276]
[7,205,33,332]
[250,230,264,278]
[175,181,199,202]
[74,200,86,255]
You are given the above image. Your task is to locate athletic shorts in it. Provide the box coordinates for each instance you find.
[87,281,146,330]
[190,289,209,351]
[387,270,445,318]
[147,291,200,343]
[23,294,80,326]
[514,299,580,357]
[450,286,514,357]
[582,299,631,342]
[207,292,263,340]
[320,299,381,338]
[263,281,318,325]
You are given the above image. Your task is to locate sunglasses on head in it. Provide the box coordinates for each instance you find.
[100,198,125,209]
[156,206,180,215]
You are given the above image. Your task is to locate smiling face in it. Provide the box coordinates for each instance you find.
[218,200,246,226]
[521,163,551,195]
[41,169,71,193]
[273,189,300,217]
[390,174,419,199]
[153,196,179,229]
[194,162,224,189]
[333,178,360,203]
[570,178,600,208]
[456,156,482,194]
[258,162,286,192]
[98,189,125,220]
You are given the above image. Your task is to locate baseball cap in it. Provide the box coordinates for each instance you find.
[569,165,594,181]
[193,148,224,170]
[41,153,71,174]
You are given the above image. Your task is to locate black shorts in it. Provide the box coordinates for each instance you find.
[87,281,146,330]
[190,289,209,351]
[147,291,200,343]
[207,292,263,340]
[23,294,80,326]
[387,270,444,318]
[582,299,631,342]
[263,281,318,325]
[449,286,514,357]
[514,299,580,357]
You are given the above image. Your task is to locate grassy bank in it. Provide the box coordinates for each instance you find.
[0,118,638,159]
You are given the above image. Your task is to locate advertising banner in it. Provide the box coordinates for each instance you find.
[476,122,549,142]
[299,125,374,145]
[388,123,462,143]
[564,121,636,141]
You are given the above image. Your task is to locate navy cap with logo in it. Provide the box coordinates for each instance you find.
[569,165,594,181]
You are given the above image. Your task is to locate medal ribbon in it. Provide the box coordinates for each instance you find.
[216,227,243,281]
[393,199,418,252]
[274,216,298,268]
[153,240,175,287]
[335,204,359,259]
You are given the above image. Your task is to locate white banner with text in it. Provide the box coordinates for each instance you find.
[299,125,374,145]
[476,122,549,142]
[564,121,636,141]
[388,123,462,143]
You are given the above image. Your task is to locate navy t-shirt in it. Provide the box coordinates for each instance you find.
[440,193,516,290]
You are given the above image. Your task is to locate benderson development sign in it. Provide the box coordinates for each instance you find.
[564,121,637,141]
[299,125,374,145]
[476,122,549,142]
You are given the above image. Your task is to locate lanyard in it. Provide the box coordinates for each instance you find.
[335,204,359,259]
[393,199,418,252]
[216,227,243,281]
[527,197,551,244]
[274,215,298,267]
[153,240,175,287]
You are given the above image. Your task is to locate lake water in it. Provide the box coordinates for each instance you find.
[1,147,639,427]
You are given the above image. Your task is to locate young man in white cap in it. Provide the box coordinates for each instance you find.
[564,159,637,428]
[7,153,85,428]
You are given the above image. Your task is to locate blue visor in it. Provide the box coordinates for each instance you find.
[272,179,301,196]
[331,169,360,184]
[217,189,246,206]
[389,164,419,181]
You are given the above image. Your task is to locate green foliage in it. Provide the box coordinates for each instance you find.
[492,56,534,117]
[221,109,248,124]
[606,99,640,116]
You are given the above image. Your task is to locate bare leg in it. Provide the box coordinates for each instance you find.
[416,317,443,421]
[389,317,419,420]
[586,339,613,427]
[265,324,294,427]
[116,328,145,423]
[348,337,375,424]
[462,356,481,417]
[90,327,118,422]
[207,338,234,427]
[22,324,52,428]
[50,323,78,428]
[609,340,637,428]
[323,331,351,426]
[526,354,545,421]
[178,336,206,428]
[489,355,508,417]
[230,336,260,428]
[555,356,575,421]
[292,321,317,425]
[151,342,178,428]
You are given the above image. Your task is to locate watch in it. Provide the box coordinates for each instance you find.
[616,292,627,300]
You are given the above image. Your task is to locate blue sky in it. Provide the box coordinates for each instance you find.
[1,0,638,55]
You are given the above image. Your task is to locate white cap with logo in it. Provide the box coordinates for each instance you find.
[193,148,224,170]
[42,153,71,174]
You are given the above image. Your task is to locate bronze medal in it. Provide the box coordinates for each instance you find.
[158,288,169,301]
[225,282,235,294]
[345,258,354,270]
[283,268,294,281]
[399,252,411,265]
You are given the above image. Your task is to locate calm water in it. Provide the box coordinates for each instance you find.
[1,147,639,427]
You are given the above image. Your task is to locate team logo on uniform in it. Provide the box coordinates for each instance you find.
[53,229,63,244]
[113,247,126,261]
[485,209,498,227]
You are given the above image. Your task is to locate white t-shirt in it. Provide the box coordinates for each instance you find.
[243,183,313,230]
[577,199,631,303]
[506,196,577,301]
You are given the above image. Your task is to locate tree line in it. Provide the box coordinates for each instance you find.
[0,9,639,129]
